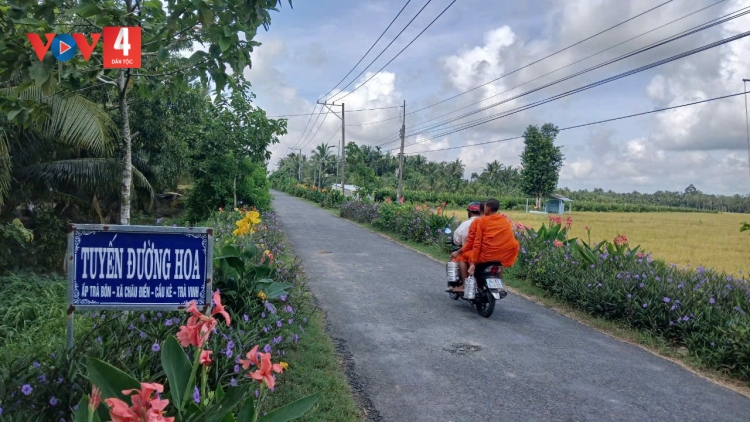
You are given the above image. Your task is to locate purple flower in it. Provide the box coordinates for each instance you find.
[193,387,200,403]
[709,297,716,304]
[294,334,299,343]
[677,283,684,289]
[140,313,146,322]
[49,396,58,406]
[172,224,178,228]
[234,365,240,373]
[663,297,671,303]
[165,319,173,326]
[263,326,269,333]
[151,343,161,352]
[243,314,249,322]
[38,374,46,383]
[231,378,238,387]
[255,389,260,398]
[639,283,645,289]
[226,349,233,358]
[627,294,632,299]
[280,294,287,302]
[227,340,235,350]
[96,337,102,344]
[156,218,163,224]
[642,303,648,308]
[128,324,135,330]
[139,332,147,339]
[276,320,283,328]
[264,344,272,353]
[22,384,32,395]
[261,312,266,319]
[33,361,40,368]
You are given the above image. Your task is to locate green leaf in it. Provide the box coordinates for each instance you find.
[258,393,321,422]
[69,3,101,17]
[199,4,214,26]
[236,397,256,422]
[13,17,44,25]
[73,394,89,422]
[215,382,227,403]
[264,282,293,299]
[87,358,141,402]
[161,335,193,410]
[219,36,231,52]
[28,60,52,87]
[203,385,248,422]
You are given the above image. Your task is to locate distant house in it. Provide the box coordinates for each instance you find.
[544,194,573,214]
[331,184,359,197]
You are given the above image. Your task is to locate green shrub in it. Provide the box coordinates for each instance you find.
[511,222,750,380]
[0,210,310,420]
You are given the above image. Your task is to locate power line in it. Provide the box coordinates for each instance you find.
[406,91,749,154]
[345,109,405,126]
[324,0,434,102]
[317,0,413,102]
[403,0,676,117]
[377,0,729,147]
[269,106,401,118]
[299,109,331,152]
[392,9,750,150]
[330,0,457,103]
[289,103,319,150]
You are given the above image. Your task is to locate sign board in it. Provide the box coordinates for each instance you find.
[66,224,213,311]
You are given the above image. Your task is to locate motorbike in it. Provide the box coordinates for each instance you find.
[443,227,507,318]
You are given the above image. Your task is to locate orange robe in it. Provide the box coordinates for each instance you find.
[455,217,482,263]
[469,214,520,267]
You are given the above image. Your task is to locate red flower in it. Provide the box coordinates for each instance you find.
[239,345,260,369]
[200,350,213,367]
[176,291,230,348]
[105,382,173,422]
[247,352,284,390]
[614,234,628,246]
[553,240,564,248]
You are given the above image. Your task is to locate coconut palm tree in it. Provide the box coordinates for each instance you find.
[1,86,154,222]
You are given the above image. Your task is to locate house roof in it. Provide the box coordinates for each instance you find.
[549,194,573,202]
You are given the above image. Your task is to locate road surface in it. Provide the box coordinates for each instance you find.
[271,190,750,422]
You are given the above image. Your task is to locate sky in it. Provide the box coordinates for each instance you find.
[242,0,750,196]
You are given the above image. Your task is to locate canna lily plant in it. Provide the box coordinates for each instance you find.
[73,291,319,422]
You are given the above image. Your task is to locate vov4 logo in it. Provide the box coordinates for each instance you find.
[26,26,141,69]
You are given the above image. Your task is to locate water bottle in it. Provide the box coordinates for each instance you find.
[464,276,477,300]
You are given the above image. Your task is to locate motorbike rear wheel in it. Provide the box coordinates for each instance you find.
[474,286,496,318]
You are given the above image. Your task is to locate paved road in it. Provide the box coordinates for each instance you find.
[271,190,750,422]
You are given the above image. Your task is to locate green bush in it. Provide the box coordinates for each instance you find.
[270,177,345,209]
[187,158,272,221]
[0,210,310,420]
[511,223,750,380]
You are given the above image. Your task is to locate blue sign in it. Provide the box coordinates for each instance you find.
[67,225,213,310]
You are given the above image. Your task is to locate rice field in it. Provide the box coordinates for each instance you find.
[448,210,750,276]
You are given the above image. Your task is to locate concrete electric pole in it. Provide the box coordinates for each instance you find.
[397,100,406,201]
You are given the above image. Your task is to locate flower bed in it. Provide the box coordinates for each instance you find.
[510,216,750,381]
[0,209,319,420]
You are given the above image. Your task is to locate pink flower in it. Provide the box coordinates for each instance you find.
[89,385,102,412]
[248,352,284,389]
[553,240,564,248]
[200,350,213,367]
[105,382,174,422]
[176,291,230,348]
[614,234,628,246]
[584,225,590,231]
[239,345,260,369]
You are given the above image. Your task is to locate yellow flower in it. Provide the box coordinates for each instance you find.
[257,291,267,300]
[279,361,289,370]
[234,207,239,211]
[244,211,261,225]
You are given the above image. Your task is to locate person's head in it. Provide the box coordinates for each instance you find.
[466,201,481,218]
[485,198,500,215]
[480,201,486,215]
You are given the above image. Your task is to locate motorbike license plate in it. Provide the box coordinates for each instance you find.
[486,278,503,289]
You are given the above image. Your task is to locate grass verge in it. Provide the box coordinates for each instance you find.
[327,207,750,399]
[264,235,365,422]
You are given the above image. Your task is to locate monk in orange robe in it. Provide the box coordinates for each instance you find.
[468,198,520,278]
[447,202,486,292]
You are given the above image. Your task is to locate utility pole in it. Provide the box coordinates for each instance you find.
[317,101,345,195]
[743,79,750,180]
[298,148,302,182]
[397,100,406,201]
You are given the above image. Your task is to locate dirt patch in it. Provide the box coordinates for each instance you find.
[444,343,483,356]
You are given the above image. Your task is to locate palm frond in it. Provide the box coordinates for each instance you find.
[0,128,11,207]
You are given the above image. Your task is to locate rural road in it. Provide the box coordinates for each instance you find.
[271,190,750,422]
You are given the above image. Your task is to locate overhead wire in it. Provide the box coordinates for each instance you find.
[404,91,750,154]
[318,0,414,102]
[402,0,676,117]
[298,109,331,152]
[376,0,729,147]
[269,106,401,118]
[329,0,458,103]
[289,103,319,150]
[389,7,750,150]
[324,0,434,102]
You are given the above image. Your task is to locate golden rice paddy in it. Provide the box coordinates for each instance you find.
[448,210,750,276]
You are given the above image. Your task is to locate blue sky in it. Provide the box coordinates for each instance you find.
[244,0,750,195]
